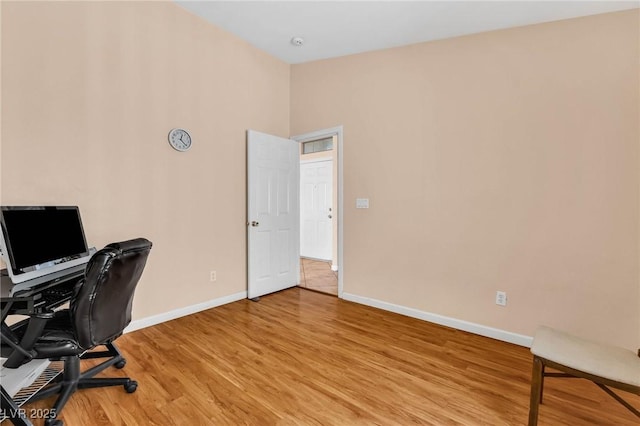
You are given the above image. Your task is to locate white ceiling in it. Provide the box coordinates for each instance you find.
[175,1,639,64]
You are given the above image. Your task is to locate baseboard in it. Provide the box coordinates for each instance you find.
[341,292,533,348]
[124,291,247,333]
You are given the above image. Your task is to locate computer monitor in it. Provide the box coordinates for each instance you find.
[0,206,93,284]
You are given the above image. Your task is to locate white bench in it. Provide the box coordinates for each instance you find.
[528,326,640,425]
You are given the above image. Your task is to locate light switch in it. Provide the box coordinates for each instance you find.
[356,198,369,209]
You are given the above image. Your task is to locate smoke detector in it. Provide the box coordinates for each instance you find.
[291,37,304,46]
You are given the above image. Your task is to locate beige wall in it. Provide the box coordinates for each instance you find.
[1,1,289,319]
[2,2,638,350]
[291,10,640,350]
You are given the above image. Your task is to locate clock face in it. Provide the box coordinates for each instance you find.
[168,128,192,152]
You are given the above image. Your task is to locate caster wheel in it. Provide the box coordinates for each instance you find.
[125,380,138,393]
[45,419,63,426]
[115,359,126,369]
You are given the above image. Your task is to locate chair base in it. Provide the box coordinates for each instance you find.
[28,342,137,426]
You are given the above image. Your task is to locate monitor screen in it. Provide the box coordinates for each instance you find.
[0,206,90,279]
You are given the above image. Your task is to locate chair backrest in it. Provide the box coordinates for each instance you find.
[71,238,152,349]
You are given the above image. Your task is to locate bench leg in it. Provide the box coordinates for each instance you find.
[539,362,545,403]
[529,356,544,426]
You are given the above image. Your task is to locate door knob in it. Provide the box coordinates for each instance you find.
[251,221,259,227]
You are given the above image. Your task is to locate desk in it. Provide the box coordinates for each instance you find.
[1,268,84,426]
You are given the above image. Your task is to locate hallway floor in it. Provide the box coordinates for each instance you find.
[299,257,337,296]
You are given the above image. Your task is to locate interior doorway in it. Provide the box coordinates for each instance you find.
[293,127,343,297]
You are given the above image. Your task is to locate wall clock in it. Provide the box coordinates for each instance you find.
[168,128,192,152]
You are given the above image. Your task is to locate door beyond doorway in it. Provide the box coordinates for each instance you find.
[300,159,333,261]
[299,257,338,296]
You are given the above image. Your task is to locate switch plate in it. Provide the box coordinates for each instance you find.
[356,198,369,209]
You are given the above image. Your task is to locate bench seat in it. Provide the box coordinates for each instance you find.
[528,326,640,425]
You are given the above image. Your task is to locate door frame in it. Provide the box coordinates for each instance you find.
[292,126,344,298]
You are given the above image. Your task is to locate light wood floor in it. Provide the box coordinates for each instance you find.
[299,257,338,296]
[21,288,640,425]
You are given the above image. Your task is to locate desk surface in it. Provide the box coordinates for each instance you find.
[1,265,85,300]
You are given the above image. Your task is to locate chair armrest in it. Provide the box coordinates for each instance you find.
[2,314,54,368]
[31,311,56,320]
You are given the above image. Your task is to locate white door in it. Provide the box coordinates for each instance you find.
[300,160,333,261]
[247,130,300,299]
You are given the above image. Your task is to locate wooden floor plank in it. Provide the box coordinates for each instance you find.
[19,288,640,425]
[299,258,338,296]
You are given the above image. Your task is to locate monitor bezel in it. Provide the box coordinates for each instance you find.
[0,206,92,284]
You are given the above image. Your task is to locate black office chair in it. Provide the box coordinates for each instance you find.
[15,237,152,426]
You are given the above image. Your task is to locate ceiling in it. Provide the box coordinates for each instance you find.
[175,1,639,64]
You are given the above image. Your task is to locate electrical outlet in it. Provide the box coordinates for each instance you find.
[210,271,217,282]
[496,291,507,306]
